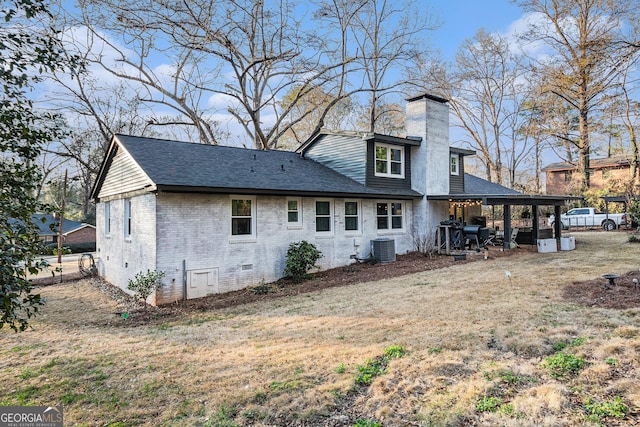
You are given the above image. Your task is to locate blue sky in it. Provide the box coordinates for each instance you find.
[428,0,524,59]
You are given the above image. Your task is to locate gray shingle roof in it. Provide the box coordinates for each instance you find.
[31,214,88,236]
[542,156,631,171]
[460,173,522,195]
[115,134,422,199]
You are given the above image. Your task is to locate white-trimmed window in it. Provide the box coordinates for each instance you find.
[231,197,256,238]
[105,201,111,236]
[315,200,332,233]
[450,153,459,176]
[344,201,360,232]
[124,198,131,238]
[287,198,302,228]
[376,202,403,231]
[375,143,404,178]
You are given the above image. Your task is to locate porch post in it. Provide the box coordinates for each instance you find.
[554,205,562,240]
[532,204,539,242]
[503,204,511,250]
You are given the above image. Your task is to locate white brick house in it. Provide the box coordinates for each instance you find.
[91,94,476,305]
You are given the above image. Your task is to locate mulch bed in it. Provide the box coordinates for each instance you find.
[564,271,640,309]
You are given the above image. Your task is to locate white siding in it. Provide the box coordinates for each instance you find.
[304,134,368,184]
[98,148,153,199]
[153,193,414,304]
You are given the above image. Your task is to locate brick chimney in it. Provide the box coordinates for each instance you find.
[406,93,451,234]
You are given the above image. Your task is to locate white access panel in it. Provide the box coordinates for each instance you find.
[187,268,219,299]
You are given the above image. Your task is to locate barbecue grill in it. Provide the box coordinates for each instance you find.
[462,225,490,249]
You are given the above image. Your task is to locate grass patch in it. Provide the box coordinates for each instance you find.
[552,336,586,352]
[354,345,406,386]
[2,232,639,426]
[353,419,383,427]
[205,406,239,427]
[269,380,298,391]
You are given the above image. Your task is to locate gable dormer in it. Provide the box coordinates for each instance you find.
[365,134,421,190]
[449,147,475,193]
[298,131,420,191]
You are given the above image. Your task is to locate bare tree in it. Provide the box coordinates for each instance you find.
[429,29,526,186]
[618,61,640,191]
[349,0,437,133]
[517,0,640,192]
[68,0,359,149]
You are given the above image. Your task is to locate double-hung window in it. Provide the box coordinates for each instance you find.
[344,201,360,232]
[450,153,459,176]
[376,202,403,231]
[315,200,332,233]
[287,198,302,228]
[124,199,131,238]
[375,143,404,178]
[105,201,111,236]
[231,197,256,238]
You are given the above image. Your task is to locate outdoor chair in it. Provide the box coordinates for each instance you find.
[509,227,520,248]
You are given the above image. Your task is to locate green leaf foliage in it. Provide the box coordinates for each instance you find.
[1,0,73,332]
[127,270,166,306]
[283,240,323,283]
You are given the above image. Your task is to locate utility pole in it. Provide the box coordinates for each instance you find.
[57,169,67,265]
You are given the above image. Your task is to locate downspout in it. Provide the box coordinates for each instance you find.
[182,260,187,301]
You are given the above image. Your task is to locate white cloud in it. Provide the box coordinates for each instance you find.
[501,12,550,58]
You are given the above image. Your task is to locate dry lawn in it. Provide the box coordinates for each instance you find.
[1,231,640,426]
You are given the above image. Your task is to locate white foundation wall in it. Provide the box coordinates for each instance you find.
[95,194,157,303]
[153,193,414,304]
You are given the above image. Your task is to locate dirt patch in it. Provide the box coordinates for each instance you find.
[564,270,640,309]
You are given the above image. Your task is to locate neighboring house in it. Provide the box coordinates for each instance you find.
[32,213,96,246]
[91,93,571,305]
[542,156,633,194]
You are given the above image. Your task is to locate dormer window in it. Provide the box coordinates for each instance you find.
[450,153,459,176]
[375,143,404,178]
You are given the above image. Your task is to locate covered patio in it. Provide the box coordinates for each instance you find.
[428,174,581,250]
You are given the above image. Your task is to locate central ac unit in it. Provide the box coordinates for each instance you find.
[372,238,396,263]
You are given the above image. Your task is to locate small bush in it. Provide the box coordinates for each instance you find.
[542,351,585,378]
[628,234,640,243]
[476,396,503,412]
[283,240,322,283]
[354,345,406,386]
[584,396,628,419]
[384,345,406,359]
[127,270,165,308]
[355,359,386,385]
